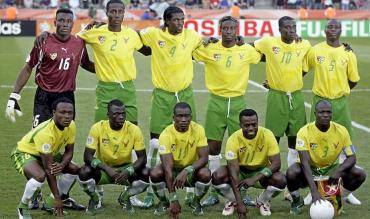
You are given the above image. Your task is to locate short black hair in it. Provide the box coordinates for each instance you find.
[173,102,191,114]
[163,6,184,25]
[56,8,74,17]
[52,97,74,111]
[315,99,332,111]
[278,16,294,28]
[106,0,125,12]
[219,16,238,28]
[239,109,258,122]
[108,99,124,112]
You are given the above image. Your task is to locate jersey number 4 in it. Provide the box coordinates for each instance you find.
[58,58,71,70]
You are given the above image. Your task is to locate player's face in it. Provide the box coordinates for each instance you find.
[108,105,126,129]
[279,19,296,42]
[55,13,74,37]
[315,104,332,126]
[107,3,125,26]
[173,107,192,132]
[220,20,237,42]
[325,20,341,41]
[53,102,74,128]
[166,13,184,35]
[240,115,258,139]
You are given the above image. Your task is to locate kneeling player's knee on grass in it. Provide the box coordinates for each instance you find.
[78,165,93,181]
[270,172,287,189]
[139,167,150,181]
[66,163,80,175]
[196,167,211,183]
[286,165,301,180]
[149,167,164,183]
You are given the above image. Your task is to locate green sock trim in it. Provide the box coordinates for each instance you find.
[209,187,218,196]
[150,149,158,167]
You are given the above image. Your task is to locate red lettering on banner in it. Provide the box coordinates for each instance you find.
[260,21,273,36]
[244,21,257,36]
[202,20,214,36]
[184,20,198,32]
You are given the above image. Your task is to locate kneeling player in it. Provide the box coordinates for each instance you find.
[213,109,286,218]
[11,98,81,218]
[286,100,366,215]
[78,99,149,215]
[150,102,211,217]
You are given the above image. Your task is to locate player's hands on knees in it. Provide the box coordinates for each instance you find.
[51,162,65,176]
[114,171,129,185]
[262,80,270,89]
[5,92,22,122]
[173,170,187,189]
[169,201,181,219]
[236,202,247,219]
[53,197,64,218]
[35,31,50,49]
[238,177,257,189]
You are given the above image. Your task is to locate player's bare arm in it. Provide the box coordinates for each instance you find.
[40,152,64,217]
[227,159,247,218]
[133,149,147,172]
[80,47,95,73]
[329,154,356,184]
[298,150,322,203]
[348,80,358,89]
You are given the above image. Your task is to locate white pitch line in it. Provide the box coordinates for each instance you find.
[247,80,370,134]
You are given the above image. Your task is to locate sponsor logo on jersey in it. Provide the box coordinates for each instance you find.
[50,53,57,60]
[213,53,221,61]
[98,36,106,44]
[158,40,166,48]
[181,43,186,49]
[123,37,129,44]
[257,144,264,152]
[317,56,325,64]
[296,51,301,57]
[333,142,339,149]
[61,47,68,53]
[272,46,280,54]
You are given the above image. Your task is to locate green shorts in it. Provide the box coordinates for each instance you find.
[265,89,306,137]
[11,148,62,176]
[98,163,133,186]
[239,167,264,189]
[150,85,196,135]
[205,94,245,141]
[310,95,353,138]
[95,80,137,123]
[172,168,195,187]
[311,163,338,179]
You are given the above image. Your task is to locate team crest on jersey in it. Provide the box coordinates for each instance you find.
[123,37,129,44]
[296,51,301,57]
[213,53,221,61]
[50,53,57,60]
[102,138,109,145]
[272,46,280,54]
[333,142,339,149]
[239,146,247,153]
[171,144,176,151]
[341,59,348,65]
[239,53,245,60]
[158,40,166,48]
[98,36,106,44]
[257,145,264,152]
[181,43,186,49]
[310,143,317,150]
[317,56,325,64]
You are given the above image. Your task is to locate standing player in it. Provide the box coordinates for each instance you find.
[286,100,366,215]
[11,98,80,219]
[150,102,211,217]
[305,19,361,205]
[213,109,286,217]
[192,16,262,207]
[5,8,94,210]
[139,6,204,206]
[254,16,311,177]
[78,99,150,215]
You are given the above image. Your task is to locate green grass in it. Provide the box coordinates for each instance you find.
[0,37,369,218]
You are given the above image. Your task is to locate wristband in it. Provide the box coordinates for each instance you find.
[184,166,194,174]
[260,167,272,177]
[169,192,178,202]
[126,166,135,176]
[91,158,102,169]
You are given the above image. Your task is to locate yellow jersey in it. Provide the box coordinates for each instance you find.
[307,42,360,99]
[17,119,76,156]
[86,120,145,167]
[158,121,208,169]
[254,37,311,92]
[193,42,261,97]
[296,122,355,168]
[225,127,279,170]
[140,27,203,92]
[78,25,143,82]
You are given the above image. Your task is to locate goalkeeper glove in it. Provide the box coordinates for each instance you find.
[5,92,23,122]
